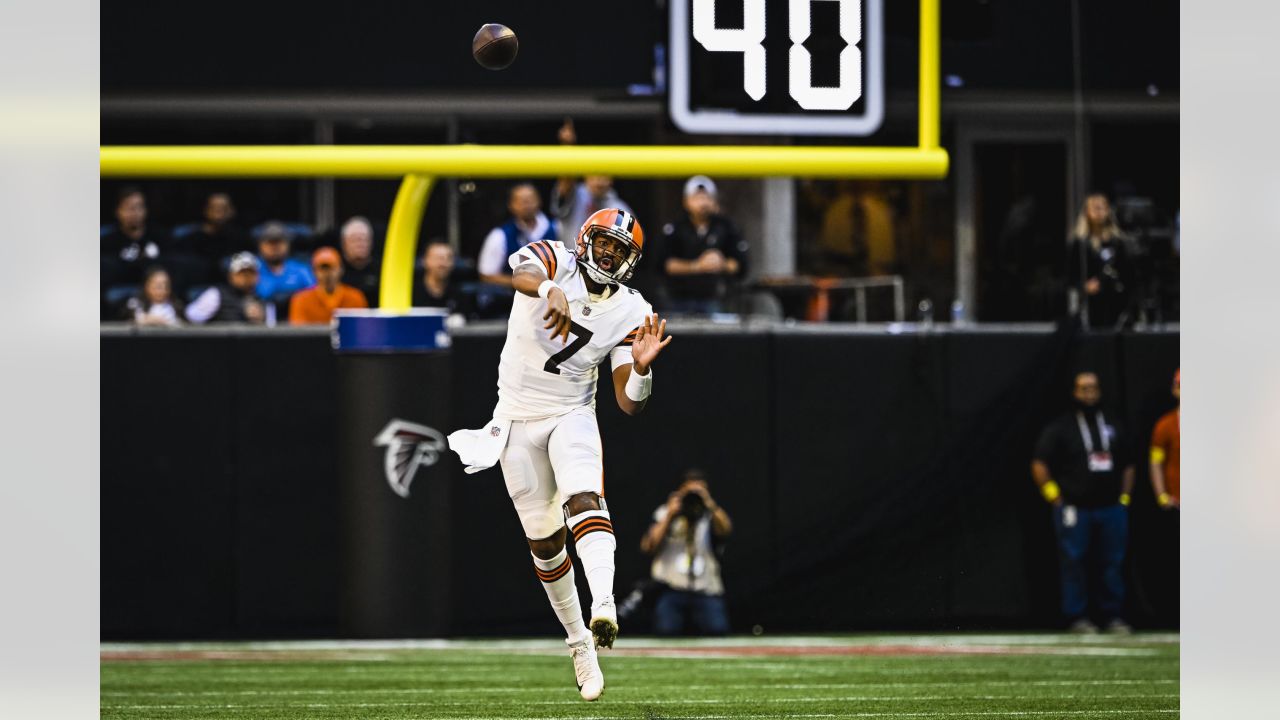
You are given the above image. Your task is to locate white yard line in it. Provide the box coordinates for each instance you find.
[102,679,1178,698]
[101,709,1180,719]
[105,693,1179,709]
[100,633,1180,653]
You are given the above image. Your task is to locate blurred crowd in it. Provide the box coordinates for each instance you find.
[102,189,383,326]
[102,136,1174,329]
[100,171,750,327]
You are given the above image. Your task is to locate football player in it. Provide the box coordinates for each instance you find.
[448,208,671,701]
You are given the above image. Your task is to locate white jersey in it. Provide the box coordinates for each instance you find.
[494,239,653,420]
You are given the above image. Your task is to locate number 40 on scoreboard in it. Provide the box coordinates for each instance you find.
[669,0,883,136]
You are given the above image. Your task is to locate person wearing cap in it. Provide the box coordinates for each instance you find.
[656,176,749,315]
[184,251,267,324]
[288,247,369,325]
[255,221,315,303]
[1031,371,1136,634]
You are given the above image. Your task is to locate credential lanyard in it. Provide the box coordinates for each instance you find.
[1076,411,1110,455]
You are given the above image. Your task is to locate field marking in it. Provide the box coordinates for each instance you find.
[99,702,1177,712]
[101,679,1178,698]
[100,644,1167,663]
[99,633,1180,654]
[103,692,1180,710]
[603,645,1160,658]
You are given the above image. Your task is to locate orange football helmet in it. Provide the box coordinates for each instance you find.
[576,207,644,284]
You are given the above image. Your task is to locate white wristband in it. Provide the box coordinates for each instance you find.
[537,279,559,299]
[625,365,653,402]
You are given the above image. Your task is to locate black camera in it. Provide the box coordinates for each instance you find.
[679,491,707,518]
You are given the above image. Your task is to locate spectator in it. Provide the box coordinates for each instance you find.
[340,216,381,306]
[1068,193,1134,328]
[288,247,368,325]
[167,193,247,292]
[550,119,633,238]
[120,266,183,327]
[478,183,557,288]
[173,192,250,267]
[476,183,556,317]
[101,187,167,286]
[255,221,315,303]
[185,252,267,324]
[656,176,748,315]
[1149,368,1181,510]
[412,241,475,318]
[1031,372,1135,634]
[640,470,733,636]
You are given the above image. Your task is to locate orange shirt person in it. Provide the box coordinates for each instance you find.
[1149,369,1180,509]
[289,247,368,324]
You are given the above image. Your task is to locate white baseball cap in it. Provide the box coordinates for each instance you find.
[684,175,718,200]
[229,252,259,273]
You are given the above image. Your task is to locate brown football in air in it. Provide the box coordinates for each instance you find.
[473,23,518,70]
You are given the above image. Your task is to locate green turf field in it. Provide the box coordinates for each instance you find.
[101,634,1178,719]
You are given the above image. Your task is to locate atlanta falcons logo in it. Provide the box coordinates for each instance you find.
[372,419,447,498]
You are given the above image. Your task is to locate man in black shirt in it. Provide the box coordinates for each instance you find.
[412,241,476,318]
[1031,372,1135,634]
[101,187,167,287]
[339,216,381,306]
[172,192,251,277]
[657,176,748,315]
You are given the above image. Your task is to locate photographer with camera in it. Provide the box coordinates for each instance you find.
[639,469,733,636]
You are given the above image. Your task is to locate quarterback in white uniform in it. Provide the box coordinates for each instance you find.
[448,207,671,701]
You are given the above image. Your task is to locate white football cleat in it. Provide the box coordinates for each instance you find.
[590,596,619,650]
[569,638,604,701]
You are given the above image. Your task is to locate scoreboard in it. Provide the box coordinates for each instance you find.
[669,0,884,136]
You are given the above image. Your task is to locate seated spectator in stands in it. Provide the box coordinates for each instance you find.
[340,216,380,306]
[185,252,267,324]
[255,221,315,303]
[412,240,475,318]
[120,266,183,327]
[478,183,557,288]
[476,183,556,317]
[288,247,368,325]
[1068,193,1134,329]
[656,176,748,314]
[640,470,733,636]
[101,187,167,286]
[173,192,250,266]
[550,118,634,237]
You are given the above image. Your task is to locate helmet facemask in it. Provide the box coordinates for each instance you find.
[578,226,641,285]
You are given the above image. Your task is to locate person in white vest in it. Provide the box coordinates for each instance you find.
[640,469,733,636]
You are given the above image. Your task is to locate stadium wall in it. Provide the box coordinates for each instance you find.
[100,325,1178,640]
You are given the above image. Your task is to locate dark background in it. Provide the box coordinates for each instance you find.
[102,1,1177,95]
[101,325,1179,640]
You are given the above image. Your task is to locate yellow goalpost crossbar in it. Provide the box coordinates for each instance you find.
[99,0,945,311]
